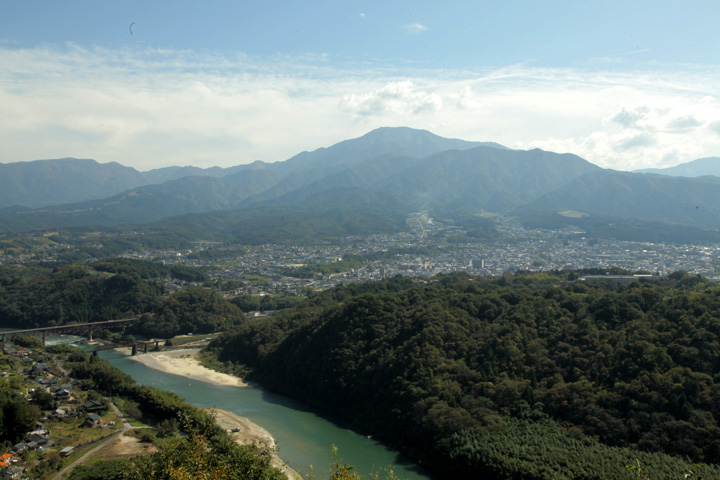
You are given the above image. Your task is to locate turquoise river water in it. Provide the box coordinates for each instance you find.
[86,345,434,480]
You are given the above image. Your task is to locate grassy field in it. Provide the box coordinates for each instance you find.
[45,410,122,449]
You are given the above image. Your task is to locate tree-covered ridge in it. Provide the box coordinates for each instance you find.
[0,264,163,328]
[206,272,720,479]
[93,257,207,283]
[129,288,249,338]
[0,263,246,338]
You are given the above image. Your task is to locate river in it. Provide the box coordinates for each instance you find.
[90,347,433,480]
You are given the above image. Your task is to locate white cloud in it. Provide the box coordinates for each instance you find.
[1,44,719,171]
[340,81,443,116]
[0,45,356,168]
[403,23,429,35]
[710,121,720,136]
[618,132,657,150]
[612,106,649,128]
[666,115,701,132]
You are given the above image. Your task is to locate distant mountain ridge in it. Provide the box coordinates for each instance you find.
[272,126,507,173]
[0,158,251,209]
[0,127,504,210]
[634,157,720,177]
[526,170,720,227]
[0,158,146,208]
[2,127,720,243]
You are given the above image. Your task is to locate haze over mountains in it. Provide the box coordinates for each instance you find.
[2,127,720,243]
[0,158,251,209]
[634,157,720,177]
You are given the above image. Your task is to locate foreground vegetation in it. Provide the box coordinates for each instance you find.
[2,341,281,479]
[2,338,406,480]
[206,271,720,479]
[54,347,286,480]
[6,259,720,479]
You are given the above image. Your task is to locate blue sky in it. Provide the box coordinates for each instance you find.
[1,1,719,170]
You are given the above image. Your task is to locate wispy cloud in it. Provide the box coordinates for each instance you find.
[403,23,429,35]
[1,44,719,171]
[610,48,652,58]
[340,81,442,116]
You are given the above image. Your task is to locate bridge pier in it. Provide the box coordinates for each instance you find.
[42,332,46,347]
[144,343,148,353]
[131,344,137,356]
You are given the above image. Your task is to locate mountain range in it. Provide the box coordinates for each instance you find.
[2,127,720,243]
[634,157,720,177]
[0,157,252,209]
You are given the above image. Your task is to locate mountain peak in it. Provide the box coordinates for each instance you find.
[277,126,507,172]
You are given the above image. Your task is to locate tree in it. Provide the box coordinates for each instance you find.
[1,398,40,443]
[30,390,57,411]
[125,415,284,480]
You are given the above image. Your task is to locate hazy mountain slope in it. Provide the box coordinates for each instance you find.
[0,158,149,208]
[6,127,720,241]
[250,155,421,207]
[274,126,507,173]
[251,147,599,214]
[519,211,720,243]
[142,164,251,184]
[528,170,720,227]
[0,158,260,209]
[237,165,352,206]
[0,169,286,232]
[378,147,602,213]
[634,157,720,177]
[149,203,405,245]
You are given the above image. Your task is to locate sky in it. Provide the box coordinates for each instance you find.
[1,1,719,172]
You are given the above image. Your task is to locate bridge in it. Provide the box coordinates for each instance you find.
[0,318,139,345]
[90,340,163,356]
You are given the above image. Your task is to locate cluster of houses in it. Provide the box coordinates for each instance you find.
[0,344,112,479]
[0,422,50,479]
[0,453,23,480]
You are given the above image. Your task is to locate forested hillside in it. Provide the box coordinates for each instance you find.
[0,262,246,337]
[206,272,720,479]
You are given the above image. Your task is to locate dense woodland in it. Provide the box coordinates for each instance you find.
[7,258,720,478]
[129,288,248,338]
[206,271,720,479]
[0,262,246,338]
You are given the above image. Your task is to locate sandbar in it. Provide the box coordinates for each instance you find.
[210,408,301,480]
[123,347,248,387]
[125,348,300,478]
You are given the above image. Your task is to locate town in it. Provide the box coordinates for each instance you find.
[3,215,719,301]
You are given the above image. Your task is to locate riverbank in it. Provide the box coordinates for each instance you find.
[211,408,301,480]
[124,348,300,479]
[106,348,432,480]
[121,347,248,387]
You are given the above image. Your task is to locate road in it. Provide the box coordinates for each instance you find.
[50,402,131,480]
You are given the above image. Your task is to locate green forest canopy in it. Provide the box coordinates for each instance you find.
[206,271,720,480]
[0,262,246,338]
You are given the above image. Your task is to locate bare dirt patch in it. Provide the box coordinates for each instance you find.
[91,433,157,460]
